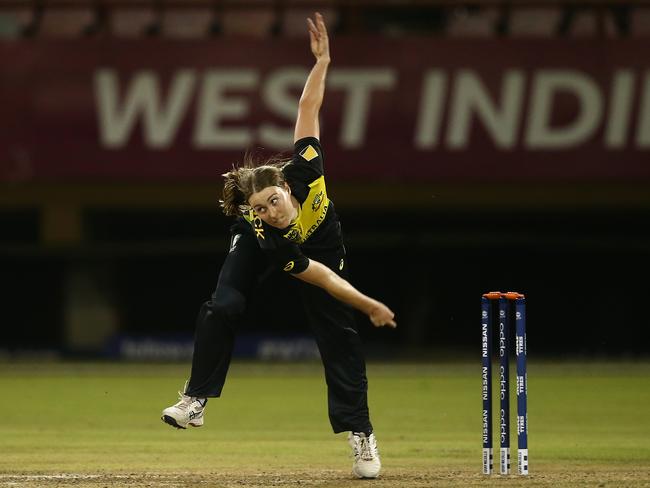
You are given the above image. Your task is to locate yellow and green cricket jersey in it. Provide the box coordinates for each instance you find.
[240,137,342,274]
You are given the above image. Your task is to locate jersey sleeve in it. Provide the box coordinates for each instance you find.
[293,137,324,176]
[266,244,310,275]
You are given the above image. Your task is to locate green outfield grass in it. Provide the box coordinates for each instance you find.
[0,360,649,487]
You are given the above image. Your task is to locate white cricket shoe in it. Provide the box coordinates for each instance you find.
[348,432,381,479]
[161,388,206,429]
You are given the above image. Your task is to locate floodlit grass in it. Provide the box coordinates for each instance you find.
[0,360,649,487]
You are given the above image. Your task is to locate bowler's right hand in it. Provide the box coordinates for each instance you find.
[369,303,397,328]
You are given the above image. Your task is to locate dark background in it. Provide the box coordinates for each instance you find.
[1,0,650,359]
[3,202,649,357]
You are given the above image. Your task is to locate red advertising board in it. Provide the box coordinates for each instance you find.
[1,38,649,183]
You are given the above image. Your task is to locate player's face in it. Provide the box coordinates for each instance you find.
[248,184,296,229]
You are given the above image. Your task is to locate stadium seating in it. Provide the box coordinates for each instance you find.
[160,7,214,39]
[0,5,33,39]
[38,7,95,38]
[631,7,650,36]
[445,7,500,38]
[108,6,159,38]
[508,8,562,37]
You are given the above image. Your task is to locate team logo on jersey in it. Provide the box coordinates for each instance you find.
[311,191,324,211]
[283,227,301,242]
[283,261,295,272]
[339,258,344,271]
[300,145,318,162]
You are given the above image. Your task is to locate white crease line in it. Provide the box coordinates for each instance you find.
[0,474,135,480]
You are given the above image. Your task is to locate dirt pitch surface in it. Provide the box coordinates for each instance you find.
[2,468,649,488]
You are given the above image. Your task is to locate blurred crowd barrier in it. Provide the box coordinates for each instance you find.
[0,0,649,39]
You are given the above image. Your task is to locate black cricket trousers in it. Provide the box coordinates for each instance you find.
[184,229,373,435]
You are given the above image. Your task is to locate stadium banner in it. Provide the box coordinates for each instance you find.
[104,333,319,361]
[1,39,650,183]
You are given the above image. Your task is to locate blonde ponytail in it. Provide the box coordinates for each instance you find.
[220,168,250,217]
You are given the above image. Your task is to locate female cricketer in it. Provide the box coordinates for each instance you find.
[161,12,396,479]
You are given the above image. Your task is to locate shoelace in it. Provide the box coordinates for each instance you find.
[359,437,376,461]
[353,436,376,461]
[175,391,194,407]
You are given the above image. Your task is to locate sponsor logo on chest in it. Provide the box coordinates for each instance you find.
[311,191,324,211]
